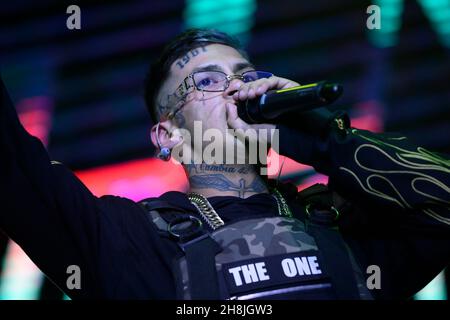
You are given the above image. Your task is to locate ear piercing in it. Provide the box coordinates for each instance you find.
[156,122,171,161]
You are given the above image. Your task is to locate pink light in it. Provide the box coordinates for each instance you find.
[17,96,53,145]
[351,100,384,132]
[75,158,188,201]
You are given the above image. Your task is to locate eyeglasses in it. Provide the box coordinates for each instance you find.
[181,70,273,94]
[161,70,273,117]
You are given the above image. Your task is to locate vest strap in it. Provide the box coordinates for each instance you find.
[139,198,222,299]
[183,234,222,299]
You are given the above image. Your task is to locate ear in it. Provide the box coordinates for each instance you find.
[150,121,170,149]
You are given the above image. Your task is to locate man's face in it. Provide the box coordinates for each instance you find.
[157,43,254,135]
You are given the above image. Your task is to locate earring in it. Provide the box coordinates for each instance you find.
[157,147,171,161]
[155,122,171,161]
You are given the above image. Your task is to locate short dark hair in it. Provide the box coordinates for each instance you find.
[144,28,249,124]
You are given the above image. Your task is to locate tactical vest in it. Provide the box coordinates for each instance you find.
[139,184,372,300]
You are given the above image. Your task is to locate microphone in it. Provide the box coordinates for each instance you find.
[237,81,343,123]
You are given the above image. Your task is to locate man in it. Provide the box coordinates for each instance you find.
[0,28,449,300]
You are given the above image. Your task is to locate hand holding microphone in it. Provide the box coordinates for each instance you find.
[237,81,343,124]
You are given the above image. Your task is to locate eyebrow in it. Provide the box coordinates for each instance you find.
[191,62,255,74]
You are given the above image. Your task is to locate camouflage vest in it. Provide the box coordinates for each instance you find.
[141,185,372,300]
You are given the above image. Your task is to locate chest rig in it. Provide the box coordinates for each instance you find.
[139,184,372,300]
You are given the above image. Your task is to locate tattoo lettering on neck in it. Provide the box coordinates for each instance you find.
[175,46,208,69]
[190,174,267,198]
[237,166,251,174]
[186,164,255,175]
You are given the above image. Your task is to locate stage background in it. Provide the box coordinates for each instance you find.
[0,0,449,299]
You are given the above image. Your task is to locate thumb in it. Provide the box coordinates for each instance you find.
[226,103,249,130]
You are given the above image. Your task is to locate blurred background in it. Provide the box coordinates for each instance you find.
[0,0,449,300]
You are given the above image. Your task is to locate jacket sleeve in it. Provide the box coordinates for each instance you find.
[277,110,450,230]
[0,76,105,298]
[278,110,450,299]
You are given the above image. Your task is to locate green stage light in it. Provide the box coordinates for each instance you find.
[185,7,256,27]
[415,270,448,300]
[424,8,450,22]
[184,0,257,42]
[0,243,43,300]
[368,0,404,48]
[368,0,450,48]
[418,0,450,47]
[420,0,448,7]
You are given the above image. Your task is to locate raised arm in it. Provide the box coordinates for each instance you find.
[0,76,104,298]
[277,110,450,229]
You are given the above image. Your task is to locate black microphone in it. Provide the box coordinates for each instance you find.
[237,81,343,123]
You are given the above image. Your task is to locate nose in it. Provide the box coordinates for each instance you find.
[224,77,244,97]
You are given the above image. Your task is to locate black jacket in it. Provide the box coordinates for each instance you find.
[1,77,449,299]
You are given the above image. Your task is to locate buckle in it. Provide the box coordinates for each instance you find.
[167,215,204,240]
[305,204,340,224]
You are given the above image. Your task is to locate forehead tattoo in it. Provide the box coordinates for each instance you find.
[175,45,208,69]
